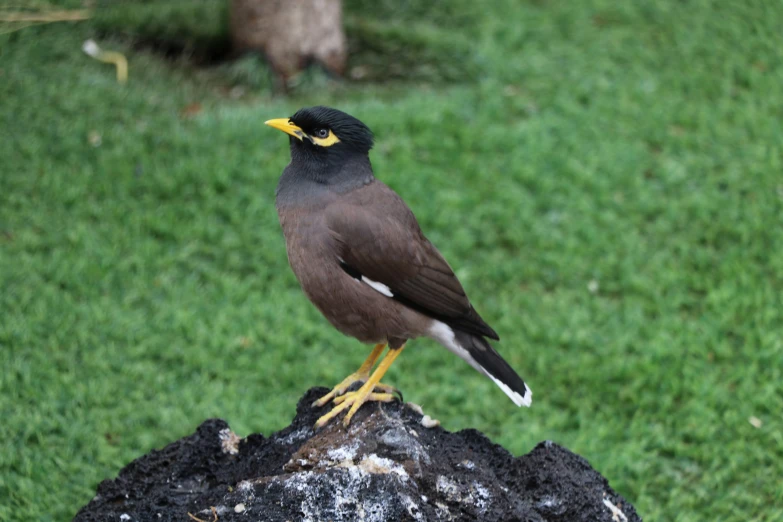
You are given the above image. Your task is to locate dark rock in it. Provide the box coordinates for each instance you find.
[74,387,641,522]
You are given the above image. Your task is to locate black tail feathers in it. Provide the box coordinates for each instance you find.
[453,330,532,407]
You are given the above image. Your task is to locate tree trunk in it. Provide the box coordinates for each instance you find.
[229,0,347,84]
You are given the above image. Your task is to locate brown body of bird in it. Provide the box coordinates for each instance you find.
[267,107,531,429]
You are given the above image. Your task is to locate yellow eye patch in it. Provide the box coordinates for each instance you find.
[311,130,341,147]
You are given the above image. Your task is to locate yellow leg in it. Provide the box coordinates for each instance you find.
[312,343,388,408]
[314,343,405,429]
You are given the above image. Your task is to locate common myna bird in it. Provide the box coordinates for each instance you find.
[266,106,531,428]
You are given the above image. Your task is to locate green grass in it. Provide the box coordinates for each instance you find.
[1,0,782,520]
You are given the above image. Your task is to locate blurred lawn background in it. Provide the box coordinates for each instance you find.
[1,0,782,520]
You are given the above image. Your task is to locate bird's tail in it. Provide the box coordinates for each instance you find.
[429,321,532,407]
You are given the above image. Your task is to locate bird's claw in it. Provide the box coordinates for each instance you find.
[372,382,403,402]
[314,389,398,429]
[313,376,401,408]
[312,372,369,408]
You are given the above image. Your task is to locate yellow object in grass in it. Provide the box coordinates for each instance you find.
[82,39,127,84]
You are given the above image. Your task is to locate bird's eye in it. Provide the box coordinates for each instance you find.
[313,128,330,139]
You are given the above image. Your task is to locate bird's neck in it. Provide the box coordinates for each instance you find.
[276,152,375,207]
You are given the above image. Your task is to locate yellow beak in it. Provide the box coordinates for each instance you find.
[265,118,306,141]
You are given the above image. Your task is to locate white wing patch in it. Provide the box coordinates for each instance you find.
[361,276,393,297]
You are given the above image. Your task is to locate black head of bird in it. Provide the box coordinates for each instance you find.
[266,106,531,430]
[267,106,378,191]
[266,106,374,164]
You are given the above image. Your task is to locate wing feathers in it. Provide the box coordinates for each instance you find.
[326,186,498,340]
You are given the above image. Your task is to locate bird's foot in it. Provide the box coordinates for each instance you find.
[313,374,401,408]
[314,381,400,429]
[370,382,402,401]
[312,372,367,408]
[314,343,405,429]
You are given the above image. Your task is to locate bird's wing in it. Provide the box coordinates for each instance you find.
[324,184,498,340]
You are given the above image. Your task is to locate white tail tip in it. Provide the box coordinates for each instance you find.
[488,373,532,407]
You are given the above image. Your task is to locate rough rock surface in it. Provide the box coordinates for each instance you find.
[74,387,641,522]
